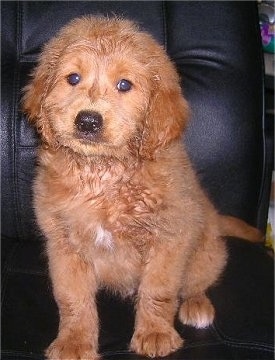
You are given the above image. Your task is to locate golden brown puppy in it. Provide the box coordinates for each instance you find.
[22,16,262,360]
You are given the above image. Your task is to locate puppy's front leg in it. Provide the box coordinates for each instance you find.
[45,238,99,360]
[130,242,184,358]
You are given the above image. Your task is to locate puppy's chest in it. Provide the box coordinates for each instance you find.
[71,174,161,290]
[79,164,161,213]
[83,176,162,238]
[50,164,165,292]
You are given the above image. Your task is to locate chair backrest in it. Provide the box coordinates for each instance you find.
[1,1,266,242]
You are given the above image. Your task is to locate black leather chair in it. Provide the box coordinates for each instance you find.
[2,2,274,359]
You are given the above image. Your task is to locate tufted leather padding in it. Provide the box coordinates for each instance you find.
[1,1,274,359]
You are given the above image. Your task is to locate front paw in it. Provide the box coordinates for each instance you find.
[130,327,183,358]
[46,336,100,360]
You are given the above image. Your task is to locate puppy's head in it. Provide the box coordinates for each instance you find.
[22,16,189,159]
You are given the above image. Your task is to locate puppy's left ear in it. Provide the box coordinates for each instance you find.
[139,61,189,159]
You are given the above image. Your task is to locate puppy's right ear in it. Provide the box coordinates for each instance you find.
[22,65,48,122]
[22,44,59,145]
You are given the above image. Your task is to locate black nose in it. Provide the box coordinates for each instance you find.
[75,110,103,135]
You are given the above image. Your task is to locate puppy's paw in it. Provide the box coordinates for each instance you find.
[130,326,183,358]
[46,336,99,360]
[179,293,215,329]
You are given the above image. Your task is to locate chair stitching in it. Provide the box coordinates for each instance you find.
[161,1,168,51]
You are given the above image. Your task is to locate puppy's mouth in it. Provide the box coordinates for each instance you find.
[75,132,103,144]
[74,110,104,143]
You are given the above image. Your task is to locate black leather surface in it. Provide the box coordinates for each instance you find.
[1,1,274,359]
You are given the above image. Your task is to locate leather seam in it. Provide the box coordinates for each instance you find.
[161,1,168,51]
[10,1,23,240]
[213,321,274,351]
[1,242,20,306]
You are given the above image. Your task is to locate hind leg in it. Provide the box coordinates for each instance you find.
[179,293,215,328]
[179,233,227,328]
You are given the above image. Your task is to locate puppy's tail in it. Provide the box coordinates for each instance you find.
[219,215,264,243]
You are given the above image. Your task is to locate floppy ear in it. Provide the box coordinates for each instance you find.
[21,43,61,146]
[139,62,189,159]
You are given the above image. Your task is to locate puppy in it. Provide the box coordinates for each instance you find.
[22,15,262,360]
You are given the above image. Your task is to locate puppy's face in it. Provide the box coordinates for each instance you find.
[42,42,151,157]
[23,16,189,159]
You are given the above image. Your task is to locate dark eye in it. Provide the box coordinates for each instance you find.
[117,79,132,92]
[67,73,81,86]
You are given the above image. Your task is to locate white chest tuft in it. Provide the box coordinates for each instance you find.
[95,225,114,250]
